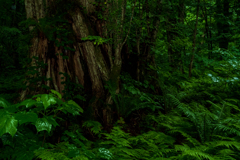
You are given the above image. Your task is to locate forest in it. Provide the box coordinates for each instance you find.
[0,0,240,159]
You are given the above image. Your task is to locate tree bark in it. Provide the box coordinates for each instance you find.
[15,0,141,129]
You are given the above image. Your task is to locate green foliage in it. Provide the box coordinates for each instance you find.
[2,0,240,159]
[81,35,111,46]
[99,126,175,159]
[0,90,92,160]
[0,89,83,136]
[104,73,162,119]
[82,120,102,135]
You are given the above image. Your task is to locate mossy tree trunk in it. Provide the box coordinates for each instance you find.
[16,0,160,129]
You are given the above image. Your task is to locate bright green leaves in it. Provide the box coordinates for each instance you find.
[0,89,83,138]
[0,110,18,137]
[64,100,84,116]
[0,97,11,108]
[50,89,62,99]
[35,117,59,134]
[35,95,55,110]
[81,35,110,46]
[17,99,38,109]
[14,112,38,125]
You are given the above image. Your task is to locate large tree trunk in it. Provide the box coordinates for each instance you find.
[14,0,163,132]
[15,0,139,129]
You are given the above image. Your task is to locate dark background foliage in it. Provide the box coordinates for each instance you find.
[1,0,240,159]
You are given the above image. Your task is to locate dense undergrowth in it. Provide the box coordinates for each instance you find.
[1,0,240,159]
[1,53,240,160]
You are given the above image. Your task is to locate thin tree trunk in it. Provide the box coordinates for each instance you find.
[202,0,212,59]
[165,0,183,72]
[189,0,200,78]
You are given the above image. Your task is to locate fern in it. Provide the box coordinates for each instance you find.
[82,120,102,135]
[99,125,178,159]
[140,86,240,159]
[175,143,215,160]
[34,148,70,160]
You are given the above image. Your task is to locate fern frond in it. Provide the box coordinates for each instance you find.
[216,149,235,158]
[169,129,201,146]
[34,149,69,160]
[213,123,240,137]
[206,140,240,150]
[224,101,240,112]
[82,120,102,134]
[211,135,235,141]
[175,144,215,160]
[101,126,132,148]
